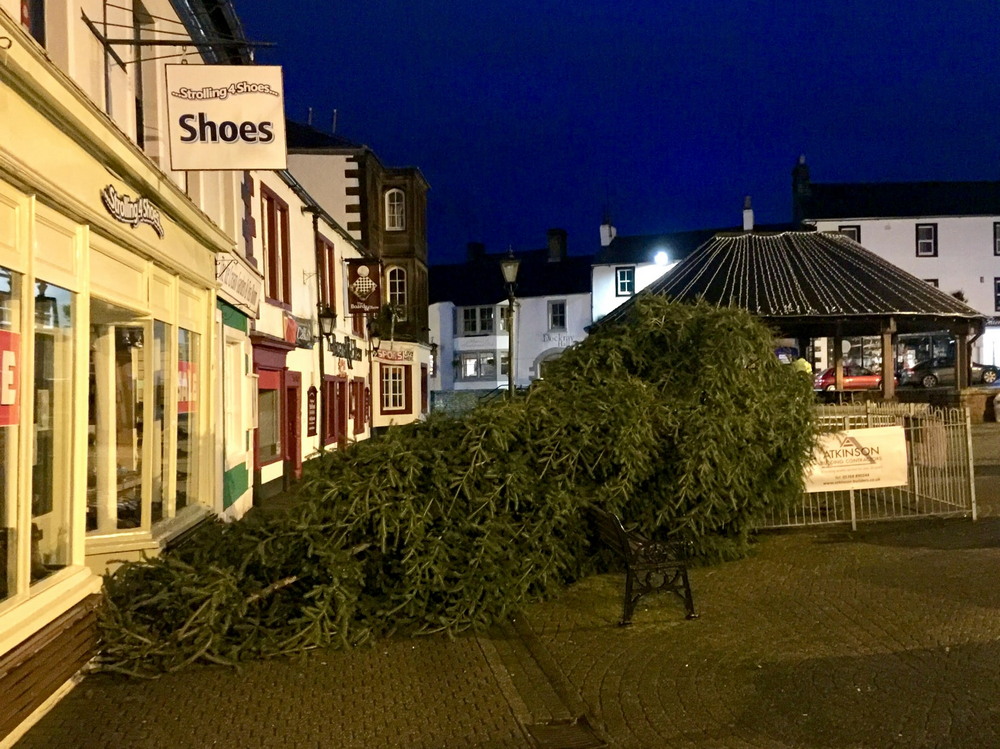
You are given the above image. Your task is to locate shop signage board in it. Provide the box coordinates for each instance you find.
[346,260,381,314]
[375,348,414,362]
[101,185,164,238]
[165,65,287,171]
[216,253,261,317]
[804,425,908,493]
[0,331,19,426]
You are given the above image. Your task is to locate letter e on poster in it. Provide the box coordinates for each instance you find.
[804,426,908,493]
[0,331,19,426]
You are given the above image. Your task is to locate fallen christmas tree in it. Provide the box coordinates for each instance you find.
[96,296,815,676]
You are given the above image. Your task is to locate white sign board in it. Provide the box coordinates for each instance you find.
[804,425,908,493]
[165,65,287,171]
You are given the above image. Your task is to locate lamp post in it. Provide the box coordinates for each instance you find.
[500,250,520,398]
[317,306,336,454]
[366,316,382,434]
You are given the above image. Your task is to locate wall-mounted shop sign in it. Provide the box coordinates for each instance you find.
[306,386,317,437]
[329,335,362,368]
[0,331,20,426]
[101,185,164,238]
[216,254,261,317]
[375,348,414,362]
[165,64,287,171]
[293,314,314,349]
[346,259,381,314]
[804,425,908,493]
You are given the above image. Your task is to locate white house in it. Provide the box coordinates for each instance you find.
[794,156,1000,367]
[429,231,592,405]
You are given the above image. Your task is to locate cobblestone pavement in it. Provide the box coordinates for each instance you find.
[14,425,1000,748]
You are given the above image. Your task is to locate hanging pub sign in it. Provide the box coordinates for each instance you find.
[165,64,287,171]
[0,331,19,426]
[101,185,164,238]
[346,260,382,314]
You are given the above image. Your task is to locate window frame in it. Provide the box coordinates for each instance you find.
[615,266,636,297]
[993,223,1000,256]
[387,266,407,320]
[460,306,495,336]
[380,363,412,414]
[385,189,405,231]
[459,351,498,381]
[317,234,336,313]
[924,279,939,287]
[838,225,861,242]
[995,278,1000,312]
[548,300,567,331]
[260,185,291,306]
[915,223,938,258]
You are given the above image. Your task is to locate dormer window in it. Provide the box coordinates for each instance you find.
[386,189,405,231]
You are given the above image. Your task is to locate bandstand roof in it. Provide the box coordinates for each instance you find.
[598,231,985,338]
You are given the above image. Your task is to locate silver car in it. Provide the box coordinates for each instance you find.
[900,358,999,388]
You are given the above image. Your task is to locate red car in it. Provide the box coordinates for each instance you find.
[813,365,888,391]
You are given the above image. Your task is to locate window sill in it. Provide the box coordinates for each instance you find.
[264,297,292,311]
[152,505,213,549]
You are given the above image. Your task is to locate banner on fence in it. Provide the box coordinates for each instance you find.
[804,425,908,493]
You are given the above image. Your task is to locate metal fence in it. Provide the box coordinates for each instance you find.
[760,402,976,530]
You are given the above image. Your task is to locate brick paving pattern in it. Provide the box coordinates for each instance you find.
[13,424,1000,748]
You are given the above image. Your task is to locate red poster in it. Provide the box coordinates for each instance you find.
[0,331,19,426]
[178,360,196,414]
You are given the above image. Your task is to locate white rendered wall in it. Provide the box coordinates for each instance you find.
[288,153,360,241]
[514,292,591,384]
[592,261,674,320]
[429,302,456,391]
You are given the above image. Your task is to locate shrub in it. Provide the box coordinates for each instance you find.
[96,296,814,675]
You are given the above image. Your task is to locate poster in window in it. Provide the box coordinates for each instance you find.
[178,360,196,413]
[0,331,19,426]
[346,260,381,314]
[165,65,287,171]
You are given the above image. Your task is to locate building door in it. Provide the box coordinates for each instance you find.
[285,372,302,482]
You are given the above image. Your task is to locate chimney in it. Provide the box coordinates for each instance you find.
[792,154,810,226]
[547,228,567,262]
[466,242,485,262]
[742,195,754,232]
[600,221,617,247]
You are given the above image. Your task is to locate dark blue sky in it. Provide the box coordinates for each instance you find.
[234,1,1000,264]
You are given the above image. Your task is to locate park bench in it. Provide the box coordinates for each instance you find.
[589,507,698,625]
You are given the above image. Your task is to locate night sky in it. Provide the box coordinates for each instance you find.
[233,1,1000,265]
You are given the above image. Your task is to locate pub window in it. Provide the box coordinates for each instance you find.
[261,186,291,304]
[318,235,336,312]
[381,364,411,413]
[21,0,45,46]
[548,300,566,331]
[387,266,407,320]
[257,384,282,463]
[460,351,497,381]
[385,189,405,231]
[462,306,494,336]
[916,224,938,257]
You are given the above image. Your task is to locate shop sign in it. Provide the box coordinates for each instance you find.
[306,386,317,437]
[346,260,381,314]
[0,331,19,426]
[101,185,164,238]
[293,314,314,349]
[804,426,907,493]
[329,335,362,369]
[216,254,261,316]
[375,348,414,362]
[165,64,287,171]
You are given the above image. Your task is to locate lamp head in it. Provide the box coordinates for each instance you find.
[500,248,520,285]
[317,307,336,338]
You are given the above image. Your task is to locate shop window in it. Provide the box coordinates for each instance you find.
[387,267,407,320]
[0,268,21,601]
[385,189,405,231]
[88,299,147,533]
[151,321,169,523]
[32,281,73,579]
[616,266,635,296]
[176,328,199,512]
[380,364,411,414]
[257,384,282,464]
[261,185,291,304]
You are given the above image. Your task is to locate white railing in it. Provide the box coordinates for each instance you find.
[761,402,975,530]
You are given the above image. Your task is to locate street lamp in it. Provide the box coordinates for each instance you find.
[500,249,520,398]
[316,306,336,454]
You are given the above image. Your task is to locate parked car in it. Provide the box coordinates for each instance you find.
[813,365,887,391]
[899,358,999,388]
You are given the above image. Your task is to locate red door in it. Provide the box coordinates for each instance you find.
[285,371,302,481]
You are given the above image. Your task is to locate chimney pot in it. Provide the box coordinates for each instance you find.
[742,195,754,232]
